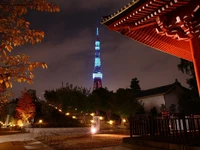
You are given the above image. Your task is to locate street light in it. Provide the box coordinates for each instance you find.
[39,119,43,128]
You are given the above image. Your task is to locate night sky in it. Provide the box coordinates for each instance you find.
[11,0,189,99]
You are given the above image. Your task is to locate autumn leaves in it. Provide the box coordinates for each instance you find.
[0,0,60,99]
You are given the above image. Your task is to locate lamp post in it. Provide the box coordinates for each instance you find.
[39,119,43,128]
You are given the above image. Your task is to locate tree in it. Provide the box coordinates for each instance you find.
[169,104,176,113]
[15,89,36,124]
[44,83,91,113]
[130,78,141,93]
[27,89,37,101]
[0,1,60,100]
[160,104,167,112]
[178,92,200,114]
[150,107,158,116]
[113,88,144,125]
[177,59,198,97]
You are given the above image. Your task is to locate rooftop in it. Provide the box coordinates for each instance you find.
[136,79,189,98]
[101,0,196,61]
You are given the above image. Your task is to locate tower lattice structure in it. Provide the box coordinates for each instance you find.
[93,27,103,90]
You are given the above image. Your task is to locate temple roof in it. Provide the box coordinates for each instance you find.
[136,79,189,98]
[101,0,197,61]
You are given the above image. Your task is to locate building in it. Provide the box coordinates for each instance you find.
[101,0,200,96]
[136,79,189,113]
[93,27,103,90]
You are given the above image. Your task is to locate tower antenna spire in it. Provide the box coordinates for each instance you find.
[96,27,99,36]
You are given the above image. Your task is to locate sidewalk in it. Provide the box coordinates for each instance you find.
[0,140,53,150]
[0,133,53,150]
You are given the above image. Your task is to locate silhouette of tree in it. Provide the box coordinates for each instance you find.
[130,78,141,93]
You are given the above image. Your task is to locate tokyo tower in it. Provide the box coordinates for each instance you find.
[93,27,103,90]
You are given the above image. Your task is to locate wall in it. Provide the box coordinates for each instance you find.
[138,95,165,112]
[164,86,183,111]
[25,127,91,137]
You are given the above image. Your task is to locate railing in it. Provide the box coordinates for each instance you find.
[130,115,200,143]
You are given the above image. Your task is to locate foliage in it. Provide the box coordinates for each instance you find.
[160,104,167,112]
[177,59,198,97]
[113,88,143,118]
[130,77,141,93]
[0,0,60,100]
[26,89,37,101]
[0,102,8,121]
[91,88,113,113]
[44,81,145,123]
[178,92,200,114]
[15,89,36,123]
[34,101,84,127]
[169,104,176,113]
[44,83,91,113]
[150,107,158,116]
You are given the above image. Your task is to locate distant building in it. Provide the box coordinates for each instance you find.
[136,79,189,113]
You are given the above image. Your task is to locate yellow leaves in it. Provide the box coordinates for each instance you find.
[5,81,12,88]
[32,3,60,13]
[29,72,34,79]
[7,76,11,80]
[20,7,28,15]
[5,45,13,52]
[25,22,30,28]
[42,63,48,68]
[3,50,7,57]
[17,78,22,83]
[28,62,48,71]
[0,1,60,98]
[28,64,33,71]
[0,80,3,84]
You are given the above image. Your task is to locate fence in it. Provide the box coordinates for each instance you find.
[130,114,200,143]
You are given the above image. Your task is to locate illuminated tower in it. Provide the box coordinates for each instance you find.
[93,27,103,90]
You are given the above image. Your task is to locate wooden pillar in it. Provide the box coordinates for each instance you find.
[189,37,200,96]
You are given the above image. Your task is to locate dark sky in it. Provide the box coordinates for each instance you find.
[11,0,189,99]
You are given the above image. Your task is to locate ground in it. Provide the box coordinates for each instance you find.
[36,134,130,150]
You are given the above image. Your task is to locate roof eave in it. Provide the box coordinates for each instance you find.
[101,0,145,25]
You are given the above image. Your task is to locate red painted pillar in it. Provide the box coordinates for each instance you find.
[190,37,200,96]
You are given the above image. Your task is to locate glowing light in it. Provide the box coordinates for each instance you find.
[91,127,97,134]
[59,109,62,112]
[72,116,76,119]
[39,120,43,123]
[95,58,101,67]
[95,46,100,50]
[90,113,95,116]
[95,41,100,50]
[123,119,126,123]
[65,112,70,116]
[108,120,113,125]
[93,72,103,79]
[99,116,103,120]
[90,120,94,123]
[20,124,23,127]
[96,27,99,36]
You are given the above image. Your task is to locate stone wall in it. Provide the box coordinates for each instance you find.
[25,127,91,137]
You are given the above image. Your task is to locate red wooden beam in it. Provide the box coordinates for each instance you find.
[190,37,200,95]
